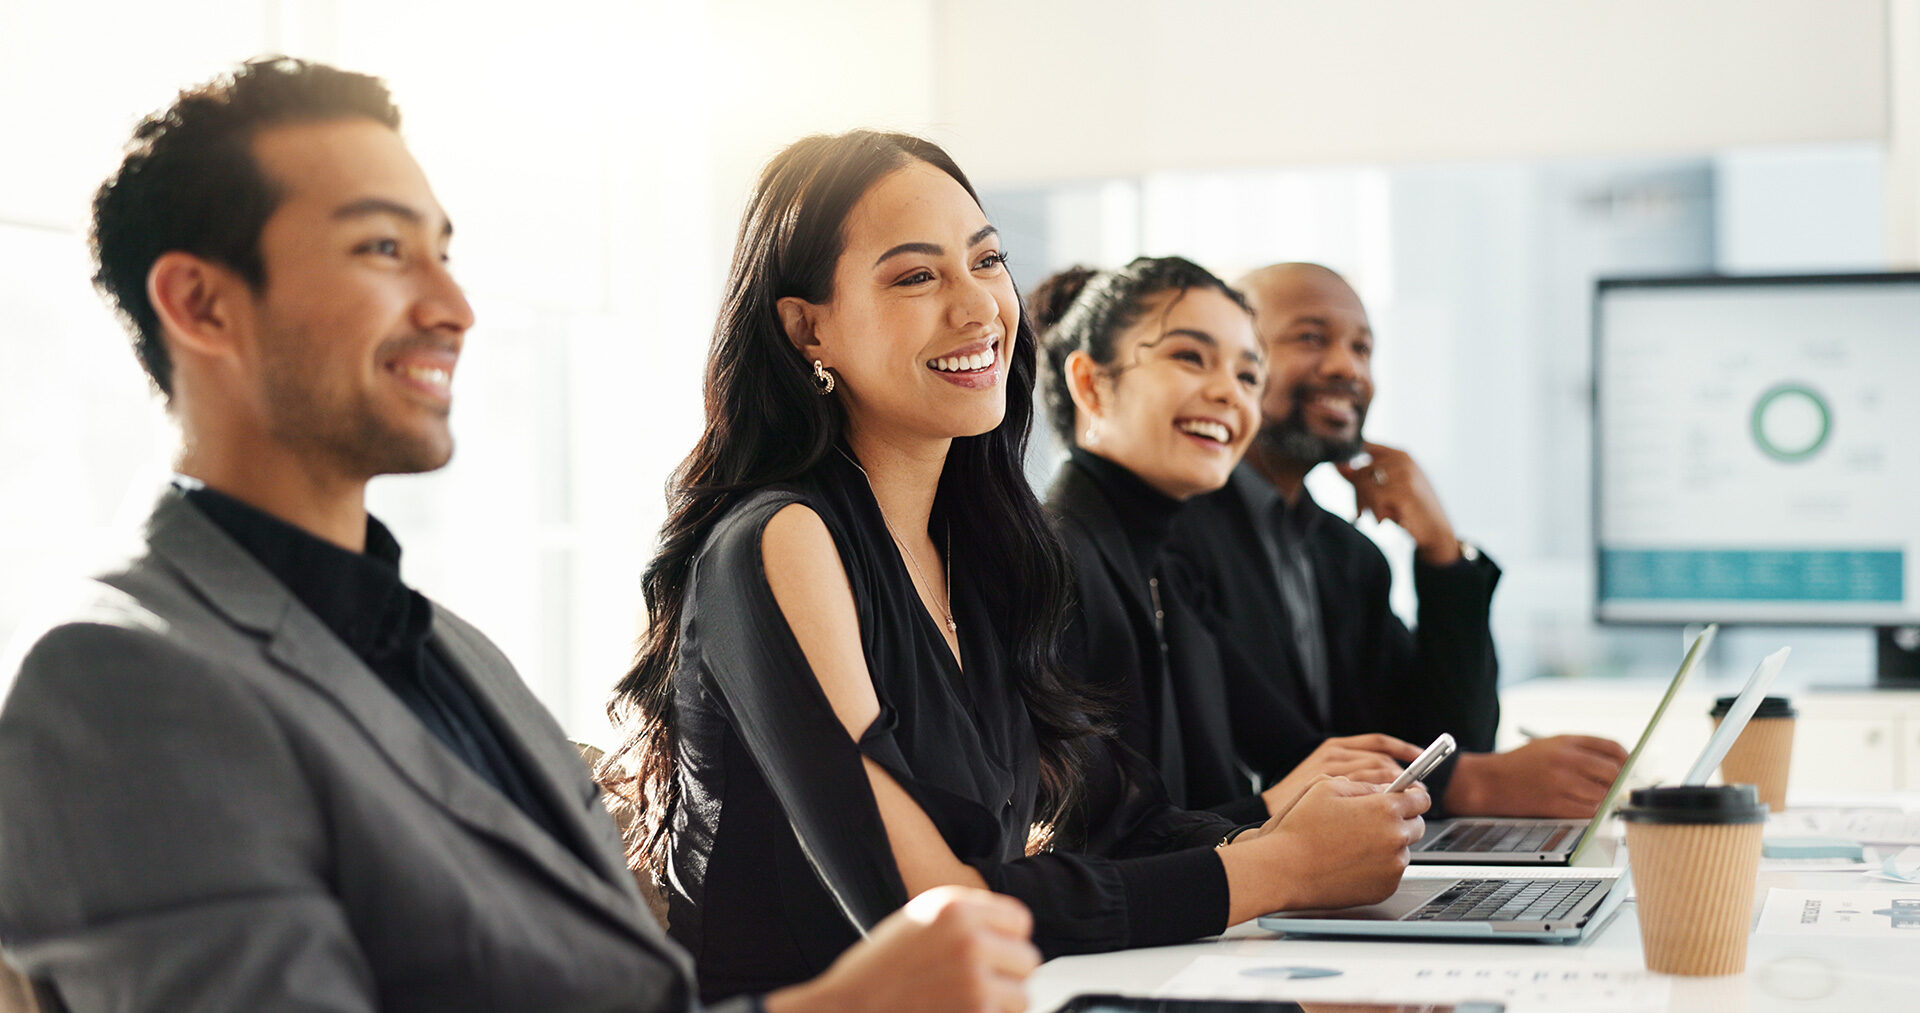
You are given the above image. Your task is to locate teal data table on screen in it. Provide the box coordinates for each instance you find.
[1601,548,1904,602]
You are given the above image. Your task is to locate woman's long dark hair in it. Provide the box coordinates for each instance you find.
[605,130,1096,877]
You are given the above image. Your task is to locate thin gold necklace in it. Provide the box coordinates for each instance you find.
[836,447,957,634]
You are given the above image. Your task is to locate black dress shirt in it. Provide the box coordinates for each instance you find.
[1163,462,1503,813]
[180,480,588,864]
[1229,466,1334,725]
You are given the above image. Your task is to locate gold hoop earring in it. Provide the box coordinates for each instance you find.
[813,359,835,395]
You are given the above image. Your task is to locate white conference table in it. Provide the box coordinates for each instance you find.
[1028,830,1919,1012]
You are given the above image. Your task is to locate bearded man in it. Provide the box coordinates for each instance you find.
[1164,263,1626,820]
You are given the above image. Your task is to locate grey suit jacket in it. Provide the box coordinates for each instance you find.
[0,489,754,1012]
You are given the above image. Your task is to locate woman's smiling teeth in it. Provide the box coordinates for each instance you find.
[928,344,997,373]
[1176,418,1231,444]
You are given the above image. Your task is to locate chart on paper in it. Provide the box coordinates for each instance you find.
[1152,955,1667,1010]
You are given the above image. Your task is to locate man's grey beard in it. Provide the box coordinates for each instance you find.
[1257,409,1364,465]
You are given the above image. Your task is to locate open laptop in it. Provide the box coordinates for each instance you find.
[1255,638,1791,943]
[1258,865,1629,942]
[1410,625,1719,866]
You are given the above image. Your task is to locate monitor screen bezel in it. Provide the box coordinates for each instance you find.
[1590,270,1920,627]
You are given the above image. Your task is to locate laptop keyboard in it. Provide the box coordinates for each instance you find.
[1405,878,1607,922]
[1421,820,1574,853]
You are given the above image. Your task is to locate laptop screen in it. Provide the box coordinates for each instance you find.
[1683,646,1789,785]
[1566,624,1717,866]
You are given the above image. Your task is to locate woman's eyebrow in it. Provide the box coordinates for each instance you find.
[873,241,941,268]
[1161,328,1216,346]
[1157,328,1264,365]
[870,225,999,268]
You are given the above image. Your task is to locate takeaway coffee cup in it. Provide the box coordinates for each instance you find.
[1621,784,1767,975]
[1710,695,1796,812]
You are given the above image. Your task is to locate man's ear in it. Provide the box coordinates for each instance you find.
[776,296,821,358]
[1065,349,1105,419]
[148,251,249,361]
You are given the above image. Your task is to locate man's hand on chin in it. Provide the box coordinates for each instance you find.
[1334,441,1460,565]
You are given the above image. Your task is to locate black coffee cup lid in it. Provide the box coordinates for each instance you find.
[1710,695,1795,719]
[1619,784,1767,825]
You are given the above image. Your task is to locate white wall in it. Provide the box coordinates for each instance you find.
[704,0,938,254]
[932,0,1890,183]
[1888,0,1920,265]
[0,2,274,231]
[1716,145,1888,274]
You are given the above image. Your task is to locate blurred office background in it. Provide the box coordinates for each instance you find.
[2,0,1916,746]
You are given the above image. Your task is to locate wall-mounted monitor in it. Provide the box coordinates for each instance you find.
[1593,274,1920,664]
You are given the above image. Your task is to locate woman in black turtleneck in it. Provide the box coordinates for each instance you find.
[1034,257,1424,826]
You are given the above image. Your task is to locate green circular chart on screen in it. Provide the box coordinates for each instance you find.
[1750,383,1831,462]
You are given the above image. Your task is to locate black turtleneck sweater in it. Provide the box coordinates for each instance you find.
[1066,448,1183,575]
[1047,449,1272,824]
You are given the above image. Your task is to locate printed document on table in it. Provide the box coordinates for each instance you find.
[1152,955,1666,1010]
[1871,845,1920,883]
[1756,888,1920,937]
[1766,808,1920,845]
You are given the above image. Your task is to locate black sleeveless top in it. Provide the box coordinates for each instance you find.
[666,451,1231,1002]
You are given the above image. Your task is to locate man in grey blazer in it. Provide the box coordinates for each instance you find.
[0,57,1037,1013]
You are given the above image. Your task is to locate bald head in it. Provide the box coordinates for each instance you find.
[1235,262,1362,323]
[1239,262,1375,467]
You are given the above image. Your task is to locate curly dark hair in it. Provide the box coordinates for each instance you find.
[90,56,400,397]
[1032,256,1253,444]
[604,130,1098,879]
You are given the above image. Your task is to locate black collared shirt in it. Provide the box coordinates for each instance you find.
[1228,466,1334,725]
[180,481,587,863]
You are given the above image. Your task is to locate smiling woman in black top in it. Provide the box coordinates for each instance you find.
[605,134,1425,1002]
[1034,257,1433,834]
